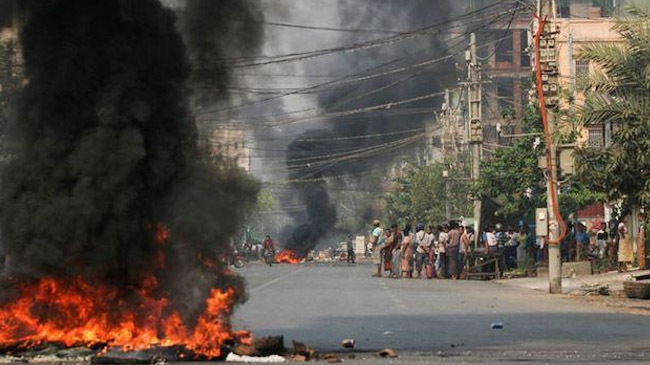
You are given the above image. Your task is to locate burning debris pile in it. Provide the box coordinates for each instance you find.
[275,249,302,265]
[0,0,262,360]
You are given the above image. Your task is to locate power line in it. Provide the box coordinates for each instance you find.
[257,133,423,174]
[218,0,516,68]
[197,25,518,118]
[269,91,446,127]
[234,19,405,35]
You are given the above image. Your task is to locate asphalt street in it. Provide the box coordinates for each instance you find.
[229,262,650,364]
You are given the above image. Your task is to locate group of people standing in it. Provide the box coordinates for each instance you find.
[565,220,640,272]
[368,220,473,279]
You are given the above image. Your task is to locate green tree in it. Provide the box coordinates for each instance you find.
[575,5,650,212]
[473,106,604,221]
[473,135,544,220]
[245,188,276,242]
[382,159,472,226]
[472,106,545,219]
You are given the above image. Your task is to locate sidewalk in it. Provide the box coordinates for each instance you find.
[496,269,650,315]
[497,269,650,294]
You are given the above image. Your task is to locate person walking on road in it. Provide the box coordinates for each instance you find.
[346,235,356,265]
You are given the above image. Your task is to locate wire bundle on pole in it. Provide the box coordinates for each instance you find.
[533,14,567,247]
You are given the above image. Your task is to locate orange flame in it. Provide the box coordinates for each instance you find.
[275,249,302,264]
[153,223,169,246]
[0,222,249,358]
[0,277,245,358]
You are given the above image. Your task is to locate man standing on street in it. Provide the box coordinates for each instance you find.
[447,221,461,280]
[414,223,427,278]
[370,220,383,277]
[437,224,449,279]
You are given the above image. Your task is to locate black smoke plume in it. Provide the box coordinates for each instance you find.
[284,131,338,256]
[0,0,261,322]
[283,1,460,253]
[179,0,265,108]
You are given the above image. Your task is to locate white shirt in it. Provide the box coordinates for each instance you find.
[486,232,498,247]
[438,231,448,253]
[414,230,427,253]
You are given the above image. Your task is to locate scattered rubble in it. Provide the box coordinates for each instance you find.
[0,345,96,364]
[254,336,287,356]
[377,348,398,358]
[580,283,610,296]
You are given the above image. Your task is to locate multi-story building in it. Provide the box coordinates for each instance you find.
[539,0,629,222]
[460,0,534,146]
[209,128,251,172]
[554,0,629,149]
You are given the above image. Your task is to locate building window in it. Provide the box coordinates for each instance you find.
[557,0,570,18]
[495,35,514,64]
[496,77,515,114]
[520,30,530,68]
[576,59,590,80]
[594,0,615,17]
[588,127,604,148]
[234,142,238,149]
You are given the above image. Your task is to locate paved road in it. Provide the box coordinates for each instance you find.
[230,263,650,363]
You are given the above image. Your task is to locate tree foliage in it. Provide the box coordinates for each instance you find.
[382,158,472,226]
[472,106,545,219]
[474,105,604,221]
[473,136,544,219]
[575,5,650,212]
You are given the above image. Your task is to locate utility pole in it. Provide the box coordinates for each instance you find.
[536,0,563,294]
[467,33,482,245]
[443,89,452,221]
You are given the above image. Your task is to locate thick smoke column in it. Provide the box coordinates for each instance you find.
[0,0,261,336]
[179,0,265,108]
[283,1,459,253]
[285,131,338,256]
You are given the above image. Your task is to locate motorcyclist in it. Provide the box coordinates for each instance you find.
[243,241,253,262]
[263,235,276,265]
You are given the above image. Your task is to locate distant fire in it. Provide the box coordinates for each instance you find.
[0,224,250,359]
[275,249,302,264]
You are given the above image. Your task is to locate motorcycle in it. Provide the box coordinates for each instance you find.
[263,249,276,266]
[231,250,245,269]
[242,242,253,262]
